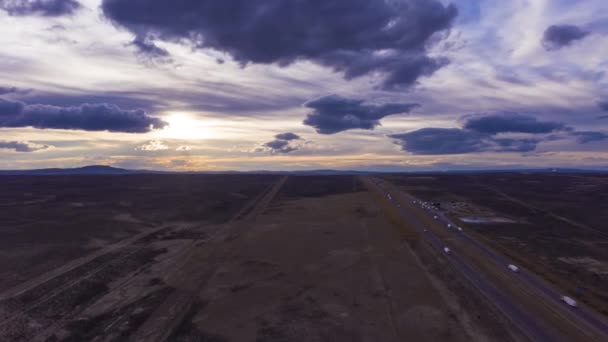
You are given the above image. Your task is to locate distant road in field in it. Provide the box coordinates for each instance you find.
[364,176,608,342]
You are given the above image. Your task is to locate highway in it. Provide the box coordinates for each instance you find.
[366,177,608,341]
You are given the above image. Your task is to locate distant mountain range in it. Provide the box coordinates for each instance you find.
[0,165,606,176]
[0,165,141,175]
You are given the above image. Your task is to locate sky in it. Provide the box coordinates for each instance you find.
[0,0,607,171]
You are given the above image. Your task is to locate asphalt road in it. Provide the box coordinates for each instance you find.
[368,177,608,341]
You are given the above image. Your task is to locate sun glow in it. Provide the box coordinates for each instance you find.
[156,113,216,140]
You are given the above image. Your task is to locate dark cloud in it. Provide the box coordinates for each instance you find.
[0,86,18,95]
[389,112,572,155]
[275,132,300,141]
[598,101,608,112]
[0,0,81,17]
[390,112,606,155]
[0,140,50,152]
[303,95,419,134]
[262,132,303,154]
[0,98,25,116]
[102,0,457,89]
[572,131,608,144]
[130,36,172,63]
[542,24,590,51]
[0,99,166,133]
[389,128,539,155]
[463,112,566,134]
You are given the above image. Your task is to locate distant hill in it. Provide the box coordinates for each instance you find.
[0,165,605,176]
[0,165,142,175]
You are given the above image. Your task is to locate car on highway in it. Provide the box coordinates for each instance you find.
[444,247,451,254]
[508,264,519,272]
[562,296,577,308]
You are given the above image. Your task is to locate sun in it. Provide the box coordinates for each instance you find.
[156,113,214,140]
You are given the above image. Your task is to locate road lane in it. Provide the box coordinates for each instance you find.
[396,184,608,339]
[365,177,555,341]
[366,176,608,341]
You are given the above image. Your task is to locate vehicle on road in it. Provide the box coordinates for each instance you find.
[447,224,452,228]
[444,247,451,254]
[457,227,463,232]
[433,215,438,220]
[508,264,519,272]
[562,296,577,307]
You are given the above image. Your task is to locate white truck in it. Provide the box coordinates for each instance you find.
[444,247,451,254]
[562,296,577,307]
[508,264,519,272]
[457,227,463,232]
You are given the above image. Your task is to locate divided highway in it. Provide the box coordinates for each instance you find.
[366,177,608,342]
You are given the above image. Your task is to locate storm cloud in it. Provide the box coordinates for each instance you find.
[0,140,50,152]
[0,99,166,133]
[463,112,566,134]
[0,0,81,17]
[542,24,590,51]
[303,95,419,134]
[102,0,457,89]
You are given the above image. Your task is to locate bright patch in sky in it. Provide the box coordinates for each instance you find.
[156,114,216,140]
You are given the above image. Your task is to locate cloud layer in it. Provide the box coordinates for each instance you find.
[0,140,50,152]
[0,0,81,17]
[102,0,457,89]
[0,86,18,95]
[462,112,566,134]
[391,113,578,155]
[390,128,540,155]
[0,99,166,133]
[304,95,419,134]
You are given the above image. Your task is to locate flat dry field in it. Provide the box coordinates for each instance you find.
[0,175,515,341]
[0,174,277,292]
